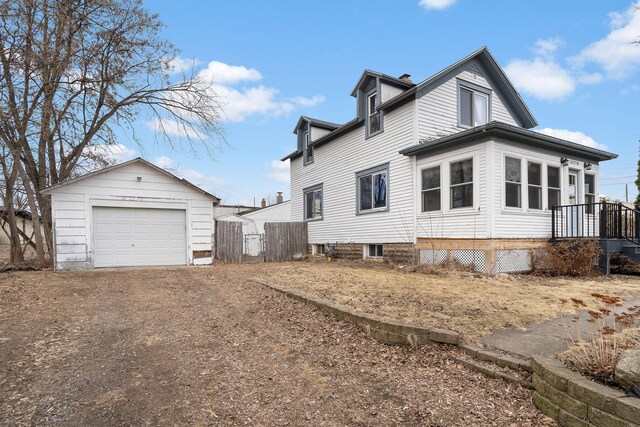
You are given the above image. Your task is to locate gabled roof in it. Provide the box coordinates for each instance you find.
[399,122,617,161]
[40,157,221,202]
[350,70,415,97]
[239,200,291,217]
[283,47,539,162]
[415,47,537,128]
[292,115,341,134]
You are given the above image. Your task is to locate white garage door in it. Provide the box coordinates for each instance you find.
[93,207,187,268]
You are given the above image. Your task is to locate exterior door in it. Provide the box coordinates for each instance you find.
[568,171,580,236]
[244,234,263,256]
[93,207,187,267]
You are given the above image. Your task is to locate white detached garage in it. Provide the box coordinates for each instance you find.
[42,158,219,270]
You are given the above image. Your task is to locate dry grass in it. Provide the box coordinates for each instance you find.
[257,261,640,339]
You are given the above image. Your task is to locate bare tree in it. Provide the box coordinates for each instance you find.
[0,0,224,266]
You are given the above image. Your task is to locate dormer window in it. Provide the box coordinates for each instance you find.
[458,83,489,128]
[367,91,381,136]
[304,132,314,164]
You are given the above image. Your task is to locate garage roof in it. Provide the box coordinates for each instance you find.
[40,157,221,203]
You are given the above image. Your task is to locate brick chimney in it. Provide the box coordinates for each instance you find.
[261,198,267,208]
[399,73,412,84]
[276,192,283,204]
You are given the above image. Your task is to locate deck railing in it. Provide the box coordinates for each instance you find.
[551,202,640,245]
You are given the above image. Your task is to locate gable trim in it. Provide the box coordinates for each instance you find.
[40,157,221,202]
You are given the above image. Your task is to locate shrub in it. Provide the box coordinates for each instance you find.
[558,294,640,385]
[535,239,601,276]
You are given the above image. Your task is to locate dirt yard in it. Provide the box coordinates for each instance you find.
[256,261,640,339]
[0,264,553,426]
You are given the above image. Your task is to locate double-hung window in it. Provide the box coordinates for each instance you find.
[585,174,595,214]
[421,166,441,212]
[304,132,313,164]
[450,159,473,209]
[367,92,381,135]
[528,162,542,210]
[357,164,388,213]
[459,86,489,127]
[547,166,561,209]
[505,157,522,208]
[303,184,323,220]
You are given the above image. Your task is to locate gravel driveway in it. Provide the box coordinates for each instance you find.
[0,264,553,426]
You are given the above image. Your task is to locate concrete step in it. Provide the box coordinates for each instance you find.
[621,247,640,263]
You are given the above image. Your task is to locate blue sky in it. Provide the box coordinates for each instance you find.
[110,0,640,204]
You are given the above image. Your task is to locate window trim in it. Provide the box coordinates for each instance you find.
[356,163,390,215]
[365,88,383,139]
[303,183,323,221]
[303,131,314,166]
[364,244,384,258]
[449,157,474,210]
[585,173,596,214]
[527,161,543,211]
[546,164,562,211]
[421,165,442,213]
[457,79,492,129]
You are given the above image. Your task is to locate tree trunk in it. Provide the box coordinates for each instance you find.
[16,162,46,267]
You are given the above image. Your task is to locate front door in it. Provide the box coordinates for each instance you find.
[568,171,580,236]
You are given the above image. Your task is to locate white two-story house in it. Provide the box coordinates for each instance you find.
[282,47,617,274]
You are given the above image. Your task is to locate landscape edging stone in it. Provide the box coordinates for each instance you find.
[252,278,462,346]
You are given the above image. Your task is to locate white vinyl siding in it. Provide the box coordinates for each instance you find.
[417,59,519,142]
[290,101,414,244]
[48,161,214,270]
[492,138,599,238]
[415,143,487,239]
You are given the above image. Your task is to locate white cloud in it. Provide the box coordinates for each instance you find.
[577,72,604,84]
[153,156,227,194]
[197,61,262,84]
[168,56,201,75]
[214,84,295,122]
[146,118,208,140]
[533,37,562,59]
[571,2,640,78]
[290,95,326,107]
[538,128,608,150]
[418,0,456,10]
[505,58,575,100]
[264,159,290,184]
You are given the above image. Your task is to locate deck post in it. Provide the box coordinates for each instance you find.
[600,203,607,238]
[551,207,555,240]
[617,202,623,239]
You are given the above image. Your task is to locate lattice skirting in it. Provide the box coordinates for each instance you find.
[494,249,532,274]
[419,247,535,274]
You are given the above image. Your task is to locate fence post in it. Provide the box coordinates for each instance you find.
[551,206,555,240]
[600,203,607,238]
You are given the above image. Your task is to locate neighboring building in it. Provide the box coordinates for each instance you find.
[213,204,257,218]
[215,199,292,256]
[0,208,33,246]
[42,158,219,270]
[283,47,617,273]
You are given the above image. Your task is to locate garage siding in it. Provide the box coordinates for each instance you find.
[49,161,215,270]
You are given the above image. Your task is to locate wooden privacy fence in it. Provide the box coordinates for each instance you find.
[215,221,243,263]
[264,222,308,262]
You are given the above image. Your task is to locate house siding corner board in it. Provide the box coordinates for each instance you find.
[415,141,489,239]
[491,138,599,239]
[291,102,415,244]
[417,59,519,142]
[50,162,214,269]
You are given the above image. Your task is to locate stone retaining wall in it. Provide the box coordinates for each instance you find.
[253,278,461,346]
[531,356,640,426]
